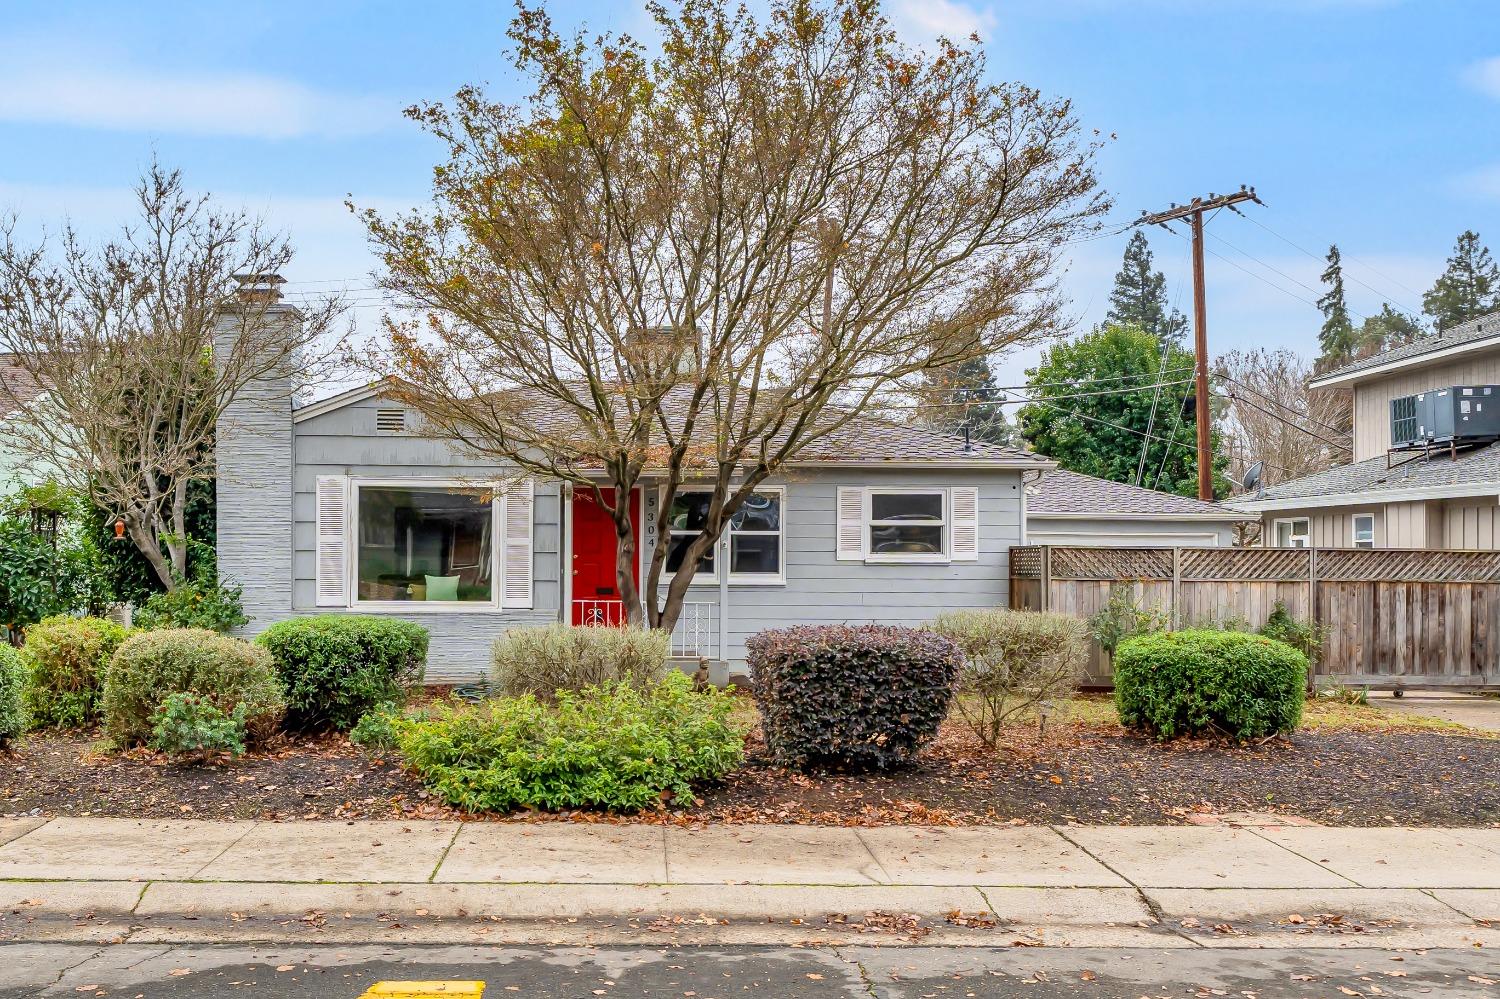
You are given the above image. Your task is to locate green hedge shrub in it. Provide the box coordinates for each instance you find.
[149,692,247,760]
[746,624,960,770]
[256,615,428,732]
[393,672,746,812]
[489,623,668,698]
[101,629,286,747]
[0,645,26,747]
[1113,629,1307,740]
[21,615,131,728]
[929,609,1087,746]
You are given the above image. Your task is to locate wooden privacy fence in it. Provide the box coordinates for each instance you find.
[1009,545,1500,689]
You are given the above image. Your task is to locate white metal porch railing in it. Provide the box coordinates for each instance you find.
[569,599,718,661]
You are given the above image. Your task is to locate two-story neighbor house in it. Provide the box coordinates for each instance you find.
[1229,311,1500,548]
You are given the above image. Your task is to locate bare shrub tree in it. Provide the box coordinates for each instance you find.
[355,0,1108,629]
[0,164,342,589]
[1216,348,1350,490]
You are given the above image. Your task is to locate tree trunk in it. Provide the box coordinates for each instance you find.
[614,512,645,627]
[127,514,175,591]
[168,479,189,579]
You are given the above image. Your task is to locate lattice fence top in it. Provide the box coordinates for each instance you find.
[1010,546,1043,579]
[1316,548,1500,582]
[1049,546,1173,580]
[1181,547,1310,581]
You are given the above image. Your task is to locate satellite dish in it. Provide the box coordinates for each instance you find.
[1243,461,1264,495]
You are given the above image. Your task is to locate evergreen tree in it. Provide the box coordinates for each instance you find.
[1105,231,1187,344]
[1356,304,1426,353]
[1316,244,1357,362]
[1017,324,1229,499]
[919,355,1012,445]
[1422,231,1500,331]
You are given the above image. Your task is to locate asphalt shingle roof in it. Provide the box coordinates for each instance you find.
[1026,467,1245,519]
[0,355,46,414]
[1313,311,1500,383]
[1236,441,1500,504]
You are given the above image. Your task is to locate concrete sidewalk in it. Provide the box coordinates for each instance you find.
[2,817,1499,949]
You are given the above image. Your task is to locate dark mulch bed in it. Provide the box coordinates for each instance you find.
[4,719,1498,826]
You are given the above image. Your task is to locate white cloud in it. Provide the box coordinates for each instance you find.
[1465,56,1500,101]
[0,45,397,139]
[889,0,997,42]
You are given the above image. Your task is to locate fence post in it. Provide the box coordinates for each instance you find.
[1040,545,1052,612]
[1170,547,1182,631]
[1308,546,1319,692]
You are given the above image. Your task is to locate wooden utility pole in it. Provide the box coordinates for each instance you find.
[1138,186,1262,501]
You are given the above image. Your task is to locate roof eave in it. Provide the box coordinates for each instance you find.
[1308,332,1500,389]
[1226,481,1500,512]
[1027,510,1250,522]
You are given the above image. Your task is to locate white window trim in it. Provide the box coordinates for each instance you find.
[663,485,787,586]
[1272,516,1311,549]
[864,487,950,564]
[1351,511,1375,549]
[348,477,505,613]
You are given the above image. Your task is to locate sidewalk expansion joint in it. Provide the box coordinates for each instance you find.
[1241,825,1365,888]
[429,822,464,883]
[827,945,880,998]
[187,820,260,880]
[849,829,893,884]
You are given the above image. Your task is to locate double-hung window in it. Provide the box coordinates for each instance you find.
[664,487,784,583]
[1273,517,1310,549]
[866,489,947,561]
[1352,513,1375,549]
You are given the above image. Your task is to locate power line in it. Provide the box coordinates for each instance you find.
[1213,372,1351,438]
[885,377,1195,411]
[1239,213,1426,314]
[1213,389,1350,451]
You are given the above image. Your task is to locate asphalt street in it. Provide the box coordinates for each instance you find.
[6,943,1500,999]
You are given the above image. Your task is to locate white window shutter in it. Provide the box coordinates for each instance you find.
[836,486,866,561]
[950,486,980,561]
[502,479,534,608]
[315,475,350,606]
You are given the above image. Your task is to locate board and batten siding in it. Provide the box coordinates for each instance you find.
[1352,353,1500,460]
[1258,499,1500,550]
[664,467,1024,666]
[1441,499,1500,549]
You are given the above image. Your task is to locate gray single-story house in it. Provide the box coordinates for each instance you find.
[1025,468,1245,547]
[216,297,1245,680]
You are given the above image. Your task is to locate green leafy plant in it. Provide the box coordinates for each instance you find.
[746,624,960,770]
[1113,629,1307,741]
[0,644,27,747]
[349,703,405,751]
[148,692,247,761]
[133,553,248,633]
[929,609,1088,747]
[1316,681,1370,706]
[256,615,428,732]
[1087,585,1168,657]
[21,615,131,729]
[101,628,285,747]
[393,672,746,813]
[488,623,668,699]
[1259,601,1326,668]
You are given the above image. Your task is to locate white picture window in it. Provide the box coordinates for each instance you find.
[353,484,496,604]
[867,489,947,561]
[1352,513,1375,549]
[1273,517,1310,549]
[665,487,784,583]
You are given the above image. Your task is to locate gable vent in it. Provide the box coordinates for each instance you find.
[375,409,406,433]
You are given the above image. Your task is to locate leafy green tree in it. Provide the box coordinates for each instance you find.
[1423,231,1500,331]
[1018,325,1229,498]
[1316,244,1357,363]
[918,355,1012,446]
[1105,231,1187,344]
[1356,304,1426,352]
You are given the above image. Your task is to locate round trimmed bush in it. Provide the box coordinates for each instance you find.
[101,628,286,747]
[0,645,27,747]
[746,624,960,770]
[22,615,131,729]
[256,615,428,732]
[1113,629,1307,740]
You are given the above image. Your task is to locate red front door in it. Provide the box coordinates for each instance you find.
[571,487,641,625]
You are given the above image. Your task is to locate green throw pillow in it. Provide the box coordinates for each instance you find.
[424,575,460,601]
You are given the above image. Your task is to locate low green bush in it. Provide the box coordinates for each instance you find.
[929,609,1088,746]
[393,672,746,812]
[149,692,247,760]
[745,624,960,770]
[21,615,131,728]
[1259,601,1325,668]
[488,623,668,698]
[349,702,404,751]
[256,615,428,732]
[0,645,26,747]
[134,572,249,633]
[1113,629,1307,740]
[101,629,286,747]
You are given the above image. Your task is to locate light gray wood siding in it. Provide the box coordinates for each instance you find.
[1352,353,1500,460]
[1441,499,1500,549]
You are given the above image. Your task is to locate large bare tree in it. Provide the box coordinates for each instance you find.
[1216,348,1351,490]
[0,164,341,589]
[357,0,1108,628]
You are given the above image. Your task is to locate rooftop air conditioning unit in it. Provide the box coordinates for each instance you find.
[1390,385,1500,449]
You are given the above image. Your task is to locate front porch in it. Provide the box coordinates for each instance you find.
[570,596,721,662]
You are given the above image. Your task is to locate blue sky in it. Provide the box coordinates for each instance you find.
[1,0,1497,386]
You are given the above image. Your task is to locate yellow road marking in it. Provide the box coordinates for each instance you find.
[360,983,485,997]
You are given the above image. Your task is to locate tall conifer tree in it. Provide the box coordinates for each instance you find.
[1106,231,1187,344]
[1423,231,1500,331]
[1316,244,1357,363]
